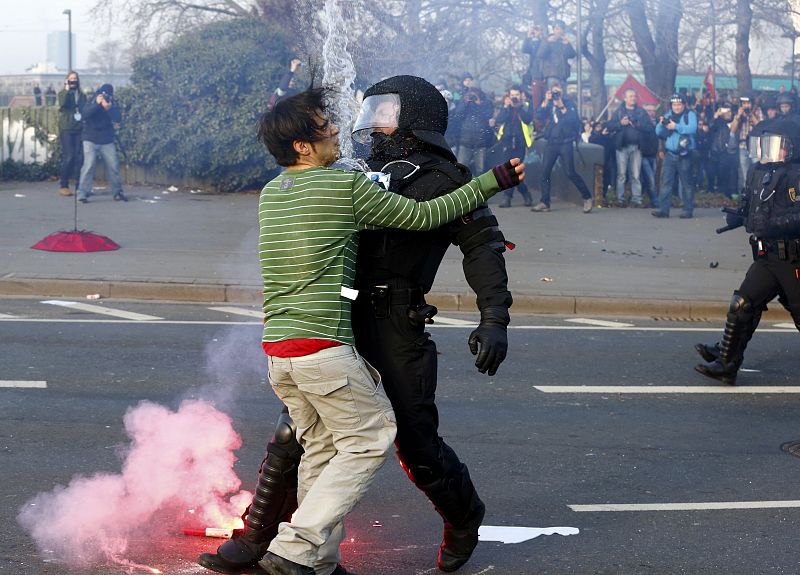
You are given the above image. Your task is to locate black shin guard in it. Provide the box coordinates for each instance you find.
[695,292,754,385]
[408,460,485,573]
[198,409,301,574]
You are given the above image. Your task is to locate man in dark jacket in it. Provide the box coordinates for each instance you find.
[606,88,653,206]
[197,75,515,575]
[77,83,126,203]
[452,87,494,175]
[522,24,544,107]
[536,20,575,89]
[532,82,593,212]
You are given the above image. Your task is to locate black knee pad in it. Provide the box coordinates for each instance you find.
[728,291,752,317]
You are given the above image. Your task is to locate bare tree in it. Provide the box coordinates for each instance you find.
[625,0,684,98]
[735,0,754,92]
[87,40,132,74]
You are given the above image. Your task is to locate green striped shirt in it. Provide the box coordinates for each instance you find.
[259,166,500,345]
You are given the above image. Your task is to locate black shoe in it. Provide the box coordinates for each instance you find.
[198,537,261,574]
[258,552,314,575]
[498,198,511,208]
[695,343,720,363]
[437,500,485,572]
[650,210,668,218]
[694,360,738,385]
[78,197,89,203]
[331,565,356,575]
[114,192,128,202]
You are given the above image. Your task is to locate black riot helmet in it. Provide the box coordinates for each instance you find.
[777,92,795,115]
[353,75,455,161]
[746,117,800,164]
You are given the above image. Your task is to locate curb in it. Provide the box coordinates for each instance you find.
[0,277,793,322]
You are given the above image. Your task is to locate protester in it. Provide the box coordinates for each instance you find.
[589,120,616,204]
[267,58,302,112]
[522,23,545,107]
[44,85,57,106]
[215,85,524,575]
[56,71,87,197]
[729,94,762,190]
[77,83,127,203]
[33,83,42,106]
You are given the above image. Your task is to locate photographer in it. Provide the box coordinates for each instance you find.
[536,19,576,90]
[494,85,534,207]
[651,93,697,218]
[452,87,494,176]
[76,83,127,203]
[56,71,87,197]
[729,94,762,190]
[709,104,738,197]
[522,23,545,107]
[606,88,653,207]
[532,82,593,213]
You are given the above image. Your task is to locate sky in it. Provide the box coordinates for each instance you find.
[0,0,107,74]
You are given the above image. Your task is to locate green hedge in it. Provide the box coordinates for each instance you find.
[117,18,291,191]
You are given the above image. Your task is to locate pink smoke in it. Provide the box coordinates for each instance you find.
[18,399,251,566]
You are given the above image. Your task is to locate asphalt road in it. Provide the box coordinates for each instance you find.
[2,297,799,575]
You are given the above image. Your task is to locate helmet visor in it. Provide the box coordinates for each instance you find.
[747,134,761,161]
[352,94,401,144]
[758,134,793,164]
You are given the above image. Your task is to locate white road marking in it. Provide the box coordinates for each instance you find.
[0,318,258,325]
[772,323,796,329]
[0,312,16,319]
[0,380,47,388]
[535,386,800,394]
[41,300,162,321]
[208,306,264,318]
[433,316,478,326]
[566,318,635,328]
[570,500,800,512]
[479,525,579,543]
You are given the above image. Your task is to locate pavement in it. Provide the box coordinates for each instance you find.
[1,179,792,321]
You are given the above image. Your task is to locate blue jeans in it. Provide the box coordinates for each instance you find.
[615,144,642,203]
[737,147,751,194]
[456,145,486,175]
[539,142,592,206]
[657,152,694,216]
[78,141,123,200]
[641,156,657,204]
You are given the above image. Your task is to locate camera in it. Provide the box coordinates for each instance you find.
[551,90,562,100]
[101,93,111,103]
[510,97,520,105]
[660,116,670,127]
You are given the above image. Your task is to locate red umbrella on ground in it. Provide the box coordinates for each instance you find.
[31,189,120,252]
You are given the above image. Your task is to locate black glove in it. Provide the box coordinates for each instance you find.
[491,160,521,190]
[468,306,510,376]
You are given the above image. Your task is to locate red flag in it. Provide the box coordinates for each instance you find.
[703,66,715,103]
[613,74,660,106]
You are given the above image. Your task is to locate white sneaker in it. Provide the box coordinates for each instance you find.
[583,198,593,213]
[531,202,550,212]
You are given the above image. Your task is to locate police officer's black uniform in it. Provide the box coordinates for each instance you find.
[199,76,513,575]
[695,118,800,385]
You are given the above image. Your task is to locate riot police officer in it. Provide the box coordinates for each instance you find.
[198,76,513,574]
[695,118,800,385]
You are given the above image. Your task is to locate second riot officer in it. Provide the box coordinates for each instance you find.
[695,118,800,384]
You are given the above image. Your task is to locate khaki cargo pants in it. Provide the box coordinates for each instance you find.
[266,345,396,575]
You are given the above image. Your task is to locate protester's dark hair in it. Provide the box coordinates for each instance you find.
[257,86,333,167]
[509,84,523,93]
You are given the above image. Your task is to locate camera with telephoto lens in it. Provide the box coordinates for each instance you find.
[510,96,520,105]
[551,90,562,101]
[660,116,670,127]
[101,92,111,103]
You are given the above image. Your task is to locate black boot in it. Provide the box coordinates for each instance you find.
[413,462,485,572]
[519,184,533,207]
[694,342,720,363]
[695,292,753,385]
[198,411,301,574]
